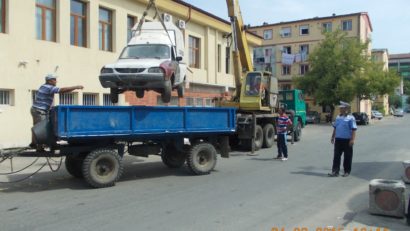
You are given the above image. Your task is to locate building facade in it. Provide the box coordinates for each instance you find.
[249,12,373,117]
[371,49,389,115]
[0,0,261,148]
[389,53,410,110]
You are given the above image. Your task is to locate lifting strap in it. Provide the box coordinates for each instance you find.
[133,0,175,46]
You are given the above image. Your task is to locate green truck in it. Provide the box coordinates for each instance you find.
[278,89,307,142]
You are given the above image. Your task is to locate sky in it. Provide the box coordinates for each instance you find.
[183,0,410,54]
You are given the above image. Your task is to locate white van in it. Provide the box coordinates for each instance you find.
[99,21,186,103]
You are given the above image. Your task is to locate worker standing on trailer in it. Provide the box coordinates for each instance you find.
[30,74,84,151]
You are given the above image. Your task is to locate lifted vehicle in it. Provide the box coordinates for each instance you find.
[99,21,186,104]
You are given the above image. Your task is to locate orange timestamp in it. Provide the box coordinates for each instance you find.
[271,227,389,231]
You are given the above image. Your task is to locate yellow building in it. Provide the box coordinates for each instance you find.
[0,0,261,148]
[249,12,373,117]
[371,49,390,115]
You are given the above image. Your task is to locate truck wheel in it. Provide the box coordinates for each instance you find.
[161,144,186,168]
[262,124,275,148]
[294,122,302,142]
[161,80,172,103]
[82,149,123,188]
[110,88,119,104]
[254,125,263,150]
[136,90,144,98]
[186,143,217,175]
[65,155,85,178]
[177,84,184,98]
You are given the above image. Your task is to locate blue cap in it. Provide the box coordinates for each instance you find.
[45,74,57,81]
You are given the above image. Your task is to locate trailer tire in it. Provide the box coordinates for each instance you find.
[65,155,85,178]
[161,80,172,103]
[161,144,186,168]
[254,125,263,150]
[262,123,275,148]
[82,149,123,188]
[186,143,217,175]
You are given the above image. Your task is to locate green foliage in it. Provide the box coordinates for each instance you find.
[406,96,410,105]
[294,30,400,112]
[389,94,402,108]
[404,79,410,95]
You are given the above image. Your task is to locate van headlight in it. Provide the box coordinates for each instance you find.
[100,67,114,74]
[148,67,164,74]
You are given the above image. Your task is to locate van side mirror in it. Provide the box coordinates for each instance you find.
[176,56,183,62]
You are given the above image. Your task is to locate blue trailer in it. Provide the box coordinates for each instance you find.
[30,105,236,188]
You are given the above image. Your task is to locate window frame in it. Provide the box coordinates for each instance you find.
[1,0,5,33]
[300,44,309,55]
[59,92,77,105]
[217,44,221,73]
[189,35,200,68]
[225,46,230,74]
[283,46,291,54]
[299,25,309,36]
[282,65,291,75]
[263,29,273,40]
[99,7,113,51]
[322,22,332,33]
[83,93,98,105]
[103,93,115,106]
[70,0,87,47]
[0,89,12,105]
[127,15,137,42]
[36,0,56,42]
[342,20,352,31]
[300,64,309,75]
[280,27,291,37]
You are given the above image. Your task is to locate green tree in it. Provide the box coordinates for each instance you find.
[294,30,400,116]
[389,94,402,108]
[403,79,410,95]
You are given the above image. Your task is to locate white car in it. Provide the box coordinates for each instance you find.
[371,110,383,120]
[393,108,404,117]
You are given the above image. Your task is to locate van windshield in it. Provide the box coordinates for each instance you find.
[120,44,170,59]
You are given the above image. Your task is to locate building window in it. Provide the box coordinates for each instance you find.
[280,27,291,37]
[186,97,205,107]
[217,44,221,73]
[225,46,230,74]
[189,35,200,68]
[280,84,292,90]
[83,93,98,105]
[282,65,291,75]
[70,0,87,47]
[99,7,112,51]
[0,89,12,105]
[299,25,309,35]
[263,29,272,40]
[204,98,214,107]
[59,93,77,105]
[342,20,352,31]
[0,0,5,33]
[283,46,291,54]
[36,0,56,41]
[300,64,309,75]
[322,22,332,32]
[103,94,114,106]
[300,44,309,55]
[127,15,136,42]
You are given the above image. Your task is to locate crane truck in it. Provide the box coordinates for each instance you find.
[220,0,306,151]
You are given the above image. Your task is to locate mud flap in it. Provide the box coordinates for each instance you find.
[218,136,230,158]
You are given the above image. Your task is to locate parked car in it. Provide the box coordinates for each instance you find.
[306,111,321,124]
[393,108,404,117]
[371,110,383,120]
[352,112,369,125]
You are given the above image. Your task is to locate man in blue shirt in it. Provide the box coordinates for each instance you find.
[328,101,357,177]
[30,74,83,151]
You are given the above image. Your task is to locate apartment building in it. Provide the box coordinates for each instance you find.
[249,12,373,115]
[389,53,410,94]
[0,0,261,148]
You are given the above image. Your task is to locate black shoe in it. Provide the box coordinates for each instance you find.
[342,172,350,177]
[328,172,339,177]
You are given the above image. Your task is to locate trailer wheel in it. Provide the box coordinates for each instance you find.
[186,143,217,175]
[161,144,186,168]
[254,125,263,150]
[82,149,123,188]
[110,88,119,104]
[65,155,85,178]
[161,80,172,103]
[262,123,275,148]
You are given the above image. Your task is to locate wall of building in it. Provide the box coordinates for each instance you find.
[0,0,261,148]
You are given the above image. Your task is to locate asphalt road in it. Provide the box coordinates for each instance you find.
[1,115,409,231]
